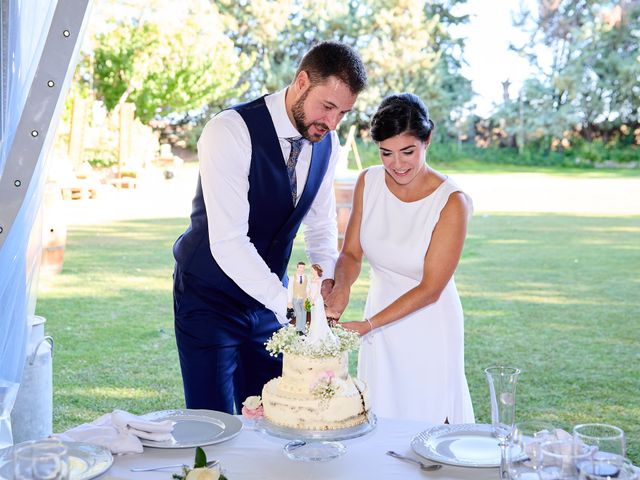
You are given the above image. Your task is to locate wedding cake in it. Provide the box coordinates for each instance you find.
[261,277,370,430]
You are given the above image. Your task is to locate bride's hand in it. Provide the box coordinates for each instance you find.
[340,320,371,337]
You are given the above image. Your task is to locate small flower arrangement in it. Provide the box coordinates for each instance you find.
[310,370,341,403]
[241,396,264,420]
[265,324,360,358]
[172,447,227,480]
[304,297,312,312]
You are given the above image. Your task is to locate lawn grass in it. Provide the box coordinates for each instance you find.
[36,213,640,463]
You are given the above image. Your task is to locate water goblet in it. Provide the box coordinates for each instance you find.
[13,439,69,480]
[485,365,521,480]
[539,439,592,480]
[573,423,625,460]
[507,420,559,479]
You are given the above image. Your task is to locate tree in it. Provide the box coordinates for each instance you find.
[359,0,471,138]
[507,0,640,146]
[214,0,472,137]
[90,0,250,123]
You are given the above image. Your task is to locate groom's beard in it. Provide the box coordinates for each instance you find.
[292,89,330,143]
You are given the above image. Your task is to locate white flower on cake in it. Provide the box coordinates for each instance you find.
[266,324,359,358]
[310,370,346,403]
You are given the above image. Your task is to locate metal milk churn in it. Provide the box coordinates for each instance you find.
[10,315,54,443]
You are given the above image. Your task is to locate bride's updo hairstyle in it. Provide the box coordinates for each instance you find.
[370,93,435,143]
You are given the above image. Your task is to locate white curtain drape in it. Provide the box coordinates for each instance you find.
[0,0,59,413]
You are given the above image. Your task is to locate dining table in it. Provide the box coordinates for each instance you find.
[98,417,501,480]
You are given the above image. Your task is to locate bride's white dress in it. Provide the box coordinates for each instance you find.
[358,166,475,424]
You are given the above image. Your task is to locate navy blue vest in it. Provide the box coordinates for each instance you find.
[173,96,332,309]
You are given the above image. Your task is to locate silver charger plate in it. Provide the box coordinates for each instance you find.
[412,423,509,468]
[139,409,242,448]
[0,441,113,480]
[259,414,377,442]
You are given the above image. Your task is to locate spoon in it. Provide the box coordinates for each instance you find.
[130,459,219,472]
[386,450,443,472]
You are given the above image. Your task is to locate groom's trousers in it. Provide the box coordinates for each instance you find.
[173,264,283,414]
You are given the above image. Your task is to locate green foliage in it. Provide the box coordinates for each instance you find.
[497,0,640,148]
[90,0,250,122]
[86,149,118,169]
[216,0,471,135]
[357,138,639,169]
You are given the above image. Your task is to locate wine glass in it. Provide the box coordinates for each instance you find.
[485,366,521,480]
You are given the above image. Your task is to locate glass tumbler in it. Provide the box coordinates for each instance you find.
[13,439,69,480]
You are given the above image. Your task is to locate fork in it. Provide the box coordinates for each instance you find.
[130,459,219,472]
[386,450,443,471]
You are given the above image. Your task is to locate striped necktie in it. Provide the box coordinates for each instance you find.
[285,137,304,205]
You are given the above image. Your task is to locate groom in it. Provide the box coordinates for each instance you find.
[172,41,367,414]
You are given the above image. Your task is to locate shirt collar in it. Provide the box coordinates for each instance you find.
[265,88,305,140]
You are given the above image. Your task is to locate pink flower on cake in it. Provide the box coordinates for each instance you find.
[241,395,264,420]
[320,370,335,382]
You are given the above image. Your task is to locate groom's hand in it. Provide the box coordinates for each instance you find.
[324,284,349,320]
[321,278,335,300]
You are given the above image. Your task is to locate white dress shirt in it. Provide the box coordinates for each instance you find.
[197,88,339,324]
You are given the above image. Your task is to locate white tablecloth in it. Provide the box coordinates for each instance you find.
[99,417,499,480]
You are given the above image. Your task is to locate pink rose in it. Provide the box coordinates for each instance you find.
[241,404,264,420]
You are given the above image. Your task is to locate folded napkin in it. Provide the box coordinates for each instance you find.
[57,409,174,454]
[523,428,574,461]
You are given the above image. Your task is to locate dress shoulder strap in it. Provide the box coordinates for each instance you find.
[363,165,386,200]
[432,177,474,221]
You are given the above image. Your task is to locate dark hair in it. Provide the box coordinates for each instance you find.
[297,261,306,266]
[311,264,323,277]
[296,41,367,94]
[370,93,435,143]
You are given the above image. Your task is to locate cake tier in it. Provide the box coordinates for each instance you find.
[262,353,370,430]
[277,352,350,395]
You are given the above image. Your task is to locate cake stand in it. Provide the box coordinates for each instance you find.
[258,414,377,462]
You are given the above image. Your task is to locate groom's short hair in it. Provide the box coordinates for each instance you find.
[296,41,367,94]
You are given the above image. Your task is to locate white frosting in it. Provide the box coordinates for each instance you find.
[262,352,370,430]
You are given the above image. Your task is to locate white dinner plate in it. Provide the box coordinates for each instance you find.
[412,423,516,468]
[139,409,242,448]
[0,441,113,480]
